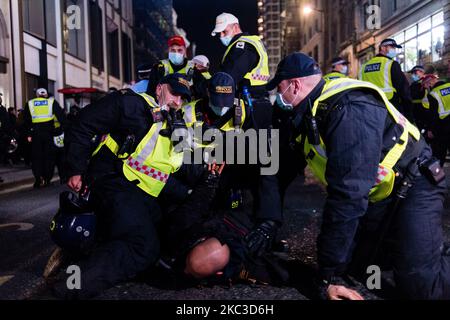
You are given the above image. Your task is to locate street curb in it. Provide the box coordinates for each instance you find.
[0,177,61,195]
[0,177,36,192]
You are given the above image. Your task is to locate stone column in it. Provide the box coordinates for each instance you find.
[444,0,450,77]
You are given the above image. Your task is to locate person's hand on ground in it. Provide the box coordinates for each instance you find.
[327,285,364,300]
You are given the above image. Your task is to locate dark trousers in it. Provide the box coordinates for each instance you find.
[53,146,67,182]
[352,175,450,299]
[55,177,162,299]
[430,137,450,166]
[31,130,55,182]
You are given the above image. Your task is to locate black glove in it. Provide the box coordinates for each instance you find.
[244,220,278,257]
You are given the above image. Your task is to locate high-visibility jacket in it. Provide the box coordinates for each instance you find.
[122,119,183,197]
[182,99,246,131]
[412,84,430,110]
[429,82,450,119]
[359,56,397,100]
[299,78,421,203]
[92,93,158,158]
[222,35,270,87]
[28,98,55,123]
[160,59,194,76]
[323,72,347,82]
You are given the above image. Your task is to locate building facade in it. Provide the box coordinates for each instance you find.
[133,0,174,67]
[282,0,302,57]
[257,0,284,76]
[0,0,134,112]
[296,0,326,70]
[331,0,450,78]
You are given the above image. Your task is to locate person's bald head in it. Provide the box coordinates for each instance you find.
[185,238,230,279]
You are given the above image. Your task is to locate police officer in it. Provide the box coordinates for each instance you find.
[268,53,450,300]
[422,74,450,166]
[147,35,193,96]
[211,13,271,107]
[323,57,350,82]
[24,88,66,188]
[360,38,414,122]
[55,74,192,299]
[131,63,152,94]
[408,66,430,133]
[0,93,12,180]
[162,73,285,283]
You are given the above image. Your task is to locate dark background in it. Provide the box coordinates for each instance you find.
[173,0,258,72]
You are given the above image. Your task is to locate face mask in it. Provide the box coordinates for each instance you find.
[276,84,295,111]
[411,74,421,82]
[220,36,233,47]
[210,103,231,117]
[169,52,184,66]
[341,66,348,75]
[386,49,397,59]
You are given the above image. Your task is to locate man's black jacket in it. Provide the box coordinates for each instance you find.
[274,80,423,279]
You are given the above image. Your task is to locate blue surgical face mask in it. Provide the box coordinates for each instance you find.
[411,74,421,82]
[169,52,184,65]
[386,49,397,59]
[341,66,349,75]
[220,35,233,47]
[210,103,231,117]
[276,83,295,111]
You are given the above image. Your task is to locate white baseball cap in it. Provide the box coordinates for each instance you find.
[36,88,48,96]
[211,13,239,36]
[192,55,210,68]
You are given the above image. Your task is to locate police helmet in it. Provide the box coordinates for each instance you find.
[50,191,96,254]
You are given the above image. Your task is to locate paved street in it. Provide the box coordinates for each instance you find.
[1,167,450,300]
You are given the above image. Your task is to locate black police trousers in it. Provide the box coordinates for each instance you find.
[31,129,55,182]
[352,175,450,299]
[55,176,161,299]
[430,137,450,166]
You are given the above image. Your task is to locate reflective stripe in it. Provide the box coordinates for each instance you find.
[314,144,327,158]
[135,122,163,163]
[161,60,174,75]
[126,158,169,183]
[430,90,450,119]
[382,59,394,95]
[138,93,158,108]
[183,103,193,124]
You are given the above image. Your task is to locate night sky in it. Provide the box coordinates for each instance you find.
[173,0,258,72]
